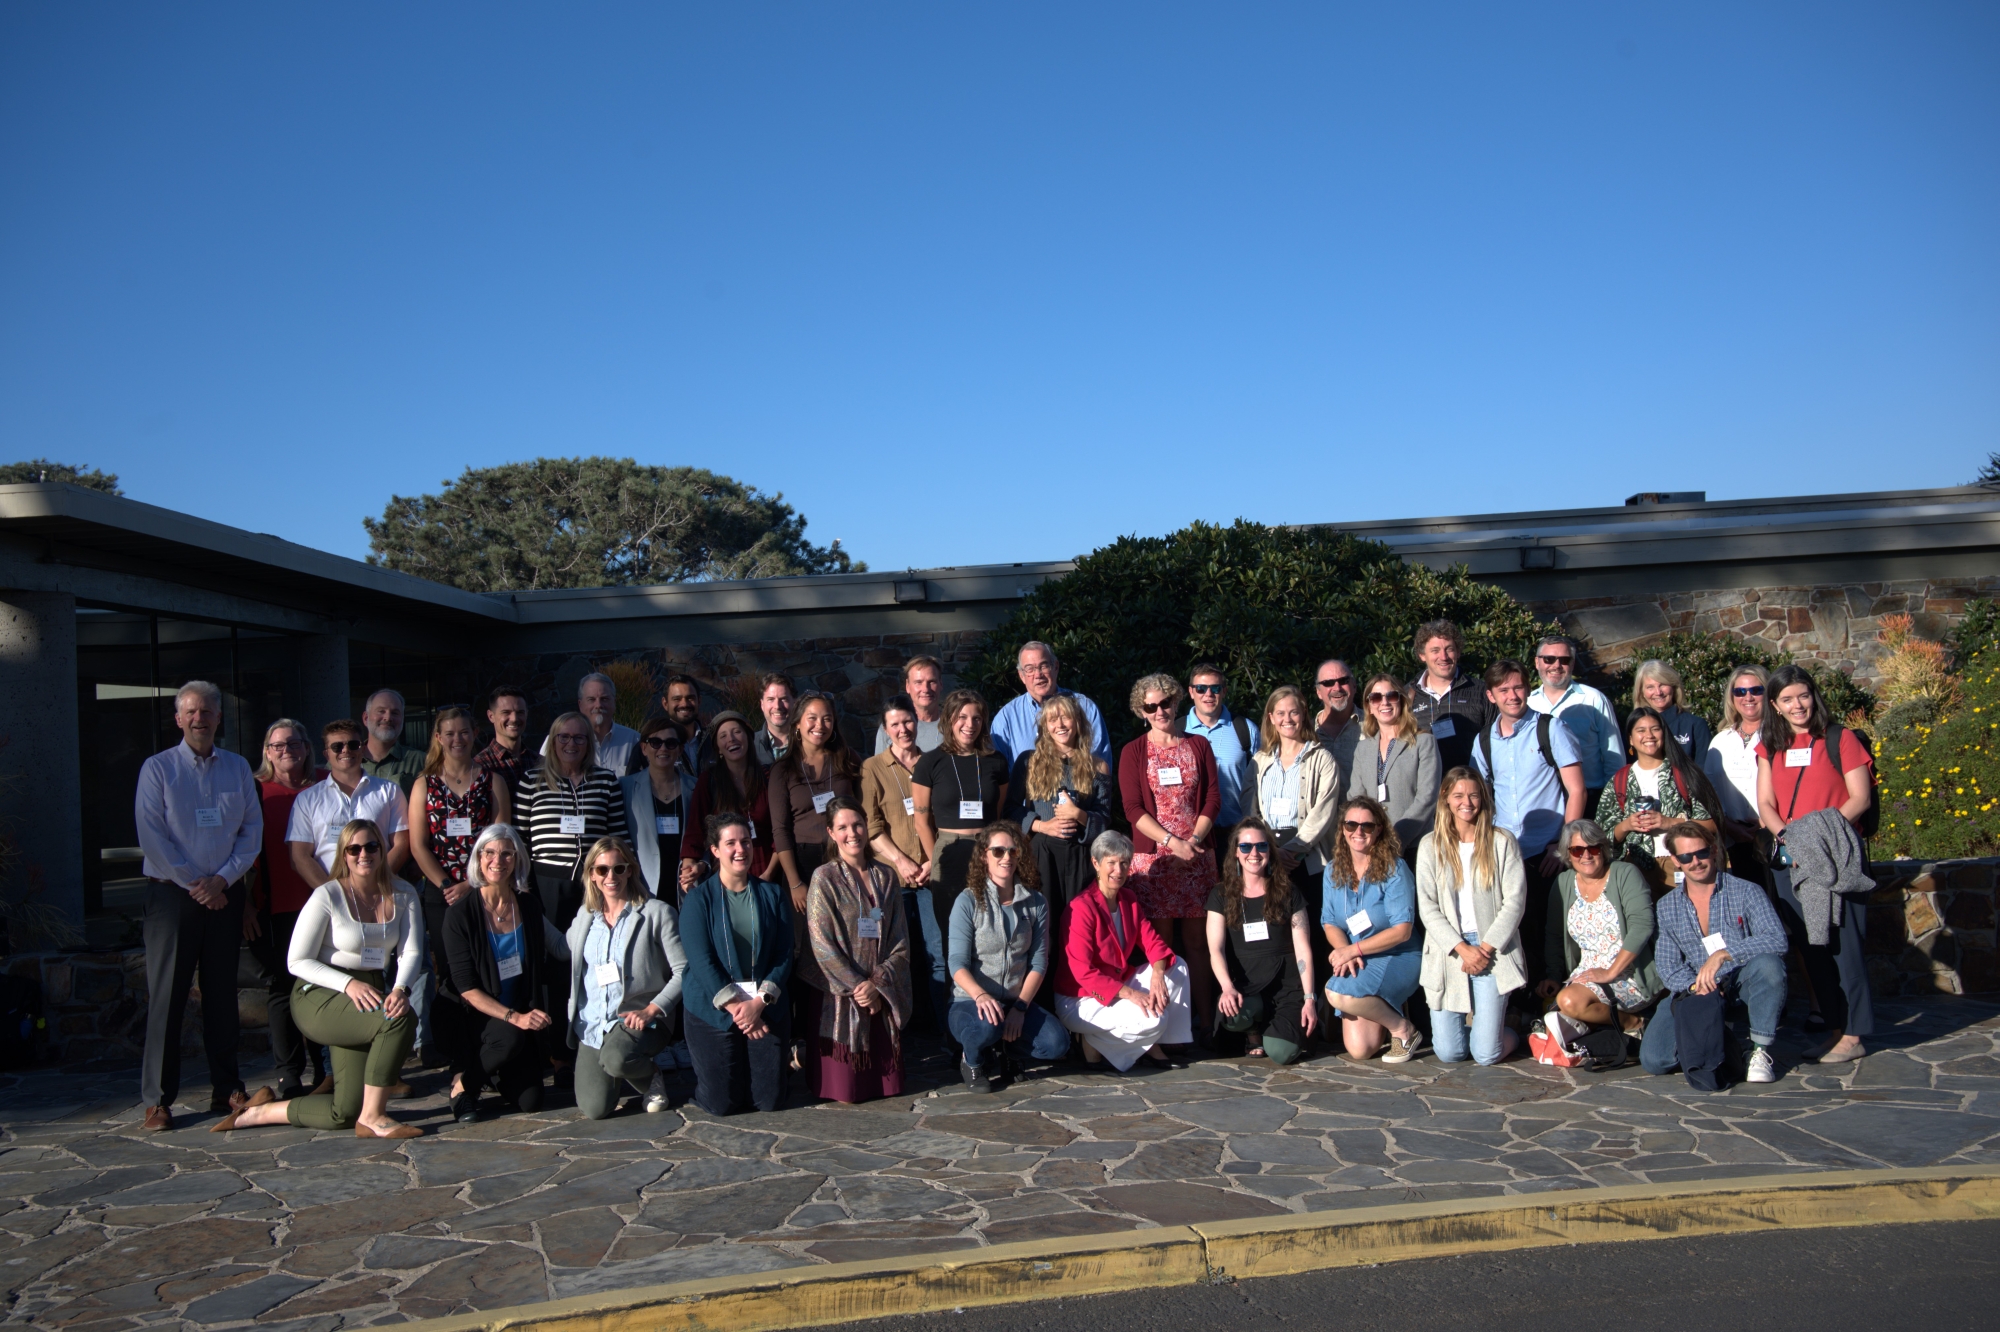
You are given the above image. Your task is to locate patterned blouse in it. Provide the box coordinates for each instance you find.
[1594,762,1710,863]
[424,770,496,885]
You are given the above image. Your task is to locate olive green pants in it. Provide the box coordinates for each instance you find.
[287,970,415,1130]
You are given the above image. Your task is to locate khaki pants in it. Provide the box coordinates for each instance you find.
[288,969,415,1130]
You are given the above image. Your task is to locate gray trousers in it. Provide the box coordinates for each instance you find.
[574,1019,671,1119]
[142,879,245,1109]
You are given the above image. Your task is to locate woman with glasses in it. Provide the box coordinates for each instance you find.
[1347,675,1440,858]
[565,836,686,1119]
[1415,770,1526,1065]
[1703,665,1772,888]
[1320,797,1425,1062]
[250,718,324,1099]
[1120,672,1221,1037]
[680,813,795,1115]
[441,824,569,1120]
[1595,707,1720,891]
[914,690,1010,901]
[1053,831,1191,1071]
[1536,819,1663,1041]
[799,798,911,1104]
[949,823,1069,1091]
[622,715,689,901]
[1634,659,1713,767]
[1205,818,1316,1064]
[216,819,424,1138]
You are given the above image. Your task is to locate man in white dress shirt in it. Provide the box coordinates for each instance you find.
[580,672,640,776]
[287,719,410,886]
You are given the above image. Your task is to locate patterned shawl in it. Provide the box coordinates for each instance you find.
[804,858,911,1067]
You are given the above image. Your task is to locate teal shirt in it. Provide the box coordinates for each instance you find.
[725,883,759,980]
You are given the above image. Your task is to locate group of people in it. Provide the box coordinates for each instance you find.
[130,622,1876,1134]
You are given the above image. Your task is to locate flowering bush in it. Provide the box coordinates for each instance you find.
[1874,602,2000,861]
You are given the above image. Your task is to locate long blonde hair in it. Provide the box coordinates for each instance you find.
[1431,767,1497,892]
[332,819,396,897]
[1024,694,1100,802]
[1257,686,1311,756]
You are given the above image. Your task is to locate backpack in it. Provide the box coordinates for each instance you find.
[1612,764,1690,808]
[1231,715,1252,755]
[1477,713,1557,780]
[1825,724,1882,840]
[1576,1025,1632,1072]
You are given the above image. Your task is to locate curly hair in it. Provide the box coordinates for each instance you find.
[963,822,1040,896]
[1215,817,1293,931]
[1128,672,1183,720]
[1024,693,1101,802]
[1327,796,1402,888]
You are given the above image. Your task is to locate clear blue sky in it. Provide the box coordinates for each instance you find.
[3,4,1996,575]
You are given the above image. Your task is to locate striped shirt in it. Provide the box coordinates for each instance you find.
[515,766,629,877]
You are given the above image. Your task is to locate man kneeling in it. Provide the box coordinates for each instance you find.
[1642,822,1787,1088]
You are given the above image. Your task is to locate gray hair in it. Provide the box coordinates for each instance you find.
[468,823,531,890]
[175,680,222,711]
[1090,829,1133,863]
[1016,641,1059,668]
[1721,663,1770,729]
[1555,818,1612,871]
[363,688,405,712]
[1633,659,1683,700]
[578,671,616,698]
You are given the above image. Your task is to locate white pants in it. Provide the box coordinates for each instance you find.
[1057,959,1193,1071]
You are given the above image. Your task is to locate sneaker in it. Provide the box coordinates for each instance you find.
[1746,1046,1778,1084]
[1381,1030,1425,1064]
[644,1071,670,1113]
[960,1057,992,1093]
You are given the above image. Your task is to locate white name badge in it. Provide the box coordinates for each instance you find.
[734,982,761,1003]
[1675,871,1686,887]
[1345,909,1372,936]
[1157,766,1183,786]
[1265,797,1297,827]
[749,822,758,841]
[858,916,882,939]
[958,800,983,820]
[1431,717,1456,740]
[903,796,916,817]
[496,951,523,980]
[1700,932,1727,957]
[559,814,588,835]
[655,815,680,835]
[593,962,621,986]
[1785,748,1813,768]
[445,817,474,838]
[195,807,222,828]
[1241,920,1271,942]
[360,946,386,969]
[812,792,834,815]
[1376,783,1388,802]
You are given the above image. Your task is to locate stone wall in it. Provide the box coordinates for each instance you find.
[1866,857,2000,997]
[1529,576,2000,686]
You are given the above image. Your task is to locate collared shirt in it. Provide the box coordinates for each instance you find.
[1314,712,1361,790]
[576,907,641,1049]
[1703,726,1762,824]
[286,772,410,872]
[593,723,640,777]
[474,737,539,791]
[1527,681,1625,788]
[1654,872,1786,993]
[1184,708,1258,827]
[361,743,425,796]
[991,688,1114,769]
[134,740,263,891]
[753,727,792,768]
[1472,711,1582,855]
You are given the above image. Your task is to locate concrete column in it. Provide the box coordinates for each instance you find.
[0,591,83,940]
[294,633,351,736]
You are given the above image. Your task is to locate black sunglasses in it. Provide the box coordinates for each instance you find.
[1141,700,1176,714]
[1536,653,1573,664]
[1733,685,1766,697]
[326,740,363,753]
[345,842,382,858]
[1236,841,1270,854]
[1317,676,1354,689]
[641,736,683,750]
[1672,848,1715,865]
[1190,683,1224,695]
[1341,820,1378,835]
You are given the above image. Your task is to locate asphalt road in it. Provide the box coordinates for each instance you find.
[843,1218,2000,1332]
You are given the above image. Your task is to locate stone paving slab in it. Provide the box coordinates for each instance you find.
[3,995,1998,1329]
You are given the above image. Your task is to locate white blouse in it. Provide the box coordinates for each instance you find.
[288,878,424,993]
[1703,727,1761,825]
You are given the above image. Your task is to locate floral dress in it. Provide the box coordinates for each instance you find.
[1129,737,1218,920]
[1566,891,1651,1010]
[425,771,495,884]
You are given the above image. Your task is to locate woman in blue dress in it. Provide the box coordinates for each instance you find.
[1321,796,1425,1063]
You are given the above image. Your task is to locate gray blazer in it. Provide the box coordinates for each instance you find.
[564,896,688,1048]
[620,771,689,901]
[1344,730,1441,852]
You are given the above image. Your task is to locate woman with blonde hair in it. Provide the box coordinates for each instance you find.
[1415,770,1526,1065]
[1120,672,1221,1034]
[1634,659,1712,766]
[1703,664,1772,887]
[1008,692,1111,929]
[1321,796,1425,1062]
[565,836,686,1119]
[1348,674,1441,856]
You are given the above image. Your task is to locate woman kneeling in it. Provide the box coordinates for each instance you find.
[1053,831,1192,1071]
[1321,798,1425,1063]
[1206,818,1317,1064]
[566,837,686,1118]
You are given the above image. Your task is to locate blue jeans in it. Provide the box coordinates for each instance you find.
[1640,952,1787,1074]
[1431,933,1510,1066]
[948,998,1071,1066]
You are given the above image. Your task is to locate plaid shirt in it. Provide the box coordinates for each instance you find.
[1654,871,1786,993]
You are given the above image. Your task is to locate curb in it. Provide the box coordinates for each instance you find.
[404,1166,2000,1332]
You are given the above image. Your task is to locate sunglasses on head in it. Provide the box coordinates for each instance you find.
[1671,848,1714,865]
[1341,820,1378,835]
[1732,685,1766,697]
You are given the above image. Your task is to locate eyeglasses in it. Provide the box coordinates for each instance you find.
[987,846,1017,859]
[345,843,381,858]
[1317,676,1354,690]
[1536,653,1573,665]
[1671,848,1714,865]
[326,740,363,753]
[553,734,589,746]
[265,738,304,750]
[1567,845,1606,859]
[1732,685,1766,697]
[1190,683,1223,695]
[1141,700,1176,714]
[1341,820,1378,836]
[1365,692,1400,705]
[590,863,632,877]
[1018,662,1053,677]
[1236,842,1270,855]
[641,736,683,750]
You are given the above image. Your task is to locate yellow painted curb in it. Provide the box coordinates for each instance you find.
[402,1166,2000,1332]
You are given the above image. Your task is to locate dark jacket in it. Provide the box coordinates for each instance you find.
[1006,751,1111,847]
[441,887,568,1011]
[1406,672,1493,774]
[679,873,795,1031]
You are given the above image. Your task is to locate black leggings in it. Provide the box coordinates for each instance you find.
[465,1014,546,1111]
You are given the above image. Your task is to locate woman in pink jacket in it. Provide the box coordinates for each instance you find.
[1053,831,1192,1070]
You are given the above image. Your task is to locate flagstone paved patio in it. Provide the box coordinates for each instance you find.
[3,996,1998,1330]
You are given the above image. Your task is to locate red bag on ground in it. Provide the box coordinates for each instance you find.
[1528,1014,1586,1067]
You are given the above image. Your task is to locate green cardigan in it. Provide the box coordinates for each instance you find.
[1544,859,1664,1000]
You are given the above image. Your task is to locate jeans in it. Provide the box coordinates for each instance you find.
[948,998,1072,1067]
[1431,933,1510,1066]
[904,887,953,1035]
[1639,952,1787,1074]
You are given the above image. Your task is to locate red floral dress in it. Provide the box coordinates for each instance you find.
[425,771,496,884]
[1128,737,1217,920]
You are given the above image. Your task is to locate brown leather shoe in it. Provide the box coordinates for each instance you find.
[142,1105,173,1132]
[354,1120,423,1140]
[245,1085,278,1109]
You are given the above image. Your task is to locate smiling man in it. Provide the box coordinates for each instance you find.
[989,641,1112,768]
[1405,620,1492,773]
[1524,633,1623,813]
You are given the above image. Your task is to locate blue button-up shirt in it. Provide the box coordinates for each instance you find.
[1527,681,1625,789]
[1654,872,1787,993]
[134,740,263,890]
[990,688,1114,770]
[1183,708,1258,827]
[1472,711,1582,856]
[575,908,641,1049]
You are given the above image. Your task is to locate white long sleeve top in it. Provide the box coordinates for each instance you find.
[288,878,424,993]
[134,741,262,890]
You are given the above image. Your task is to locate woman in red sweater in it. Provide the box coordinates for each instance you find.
[1119,673,1220,1036]
[1053,830,1191,1070]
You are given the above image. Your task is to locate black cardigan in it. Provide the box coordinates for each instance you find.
[442,887,552,1011]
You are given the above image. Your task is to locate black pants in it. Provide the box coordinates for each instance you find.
[141,880,245,1109]
[684,1004,790,1116]
[245,909,313,1084]
[1519,848,1562,991]
[532,867,583,1062]
[467,1013,546,1111]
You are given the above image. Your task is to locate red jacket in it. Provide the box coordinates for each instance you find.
[1118,733,1220,855]
[1053,885,1177,1005]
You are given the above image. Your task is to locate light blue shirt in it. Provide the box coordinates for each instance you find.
[990,688,1114,770]
[1527,681,1625,788]
[575,908,640,1050]
[1320,860,1420,957]
[1183,708,1258,827]
[1472,711,1583,856]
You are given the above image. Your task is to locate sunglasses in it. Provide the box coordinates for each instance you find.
[326,740,363,753]
[1733,685,1766,697]
[1317,676,1354,690]
[987,846,1017,859]
[345,843,381,858]
[1341,820,1379,836]
[1365,692,1400,705]
[1536,653,1573,665]
[1190,683,1223,695]
[1141,700,1176,714]
[1671,848,1714,865]
[641,736,683,750]
[1236,842,1270,855]
[590,863,632,876]
[1567,844,1606,858]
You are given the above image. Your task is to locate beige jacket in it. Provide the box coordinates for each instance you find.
[1414,828,1528,1013]
[1246,742,1343,872]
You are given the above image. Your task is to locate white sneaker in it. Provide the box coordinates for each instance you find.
[644,1070,670,1113]
[1747,1046,1778,1084]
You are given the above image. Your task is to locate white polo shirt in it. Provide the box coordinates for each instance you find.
[286,772,410,871]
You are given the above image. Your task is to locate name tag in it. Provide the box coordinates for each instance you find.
[749,822,757,841]
[1345,909,1372,937]
[903,796,916,817]
[812,792,834,815]
[1157,766,1183,786]
[858,916,882,939]
[559,814,588,835]
[1785,748,1812,768]
[734,982,761,1003]
[593,961,621,986]
[445,817,473,838]
[1431,717,1456,740]
[1375,783,1388,802]
[1700,932,1727,957]
[958,800,983,820]
[1241,920,1270,943]
[497,951,523,980]
[1265,797,1297,827]
[655,815,680,835]
[195,807,222,829]
[360,945,386,969]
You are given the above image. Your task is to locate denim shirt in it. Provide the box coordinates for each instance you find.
[575,908,640,1050]
[1320,860,1420,957]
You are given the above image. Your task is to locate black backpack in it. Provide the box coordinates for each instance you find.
[1476,713,1558,780]
[1826,723,1882,841]
[1576,1025,1631,1071]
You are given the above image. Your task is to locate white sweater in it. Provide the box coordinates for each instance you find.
[288,879,424,992]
